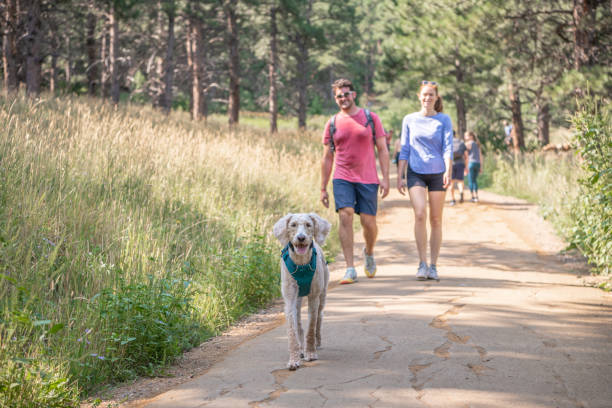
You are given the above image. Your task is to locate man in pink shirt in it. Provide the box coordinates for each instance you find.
[320,78,390,284]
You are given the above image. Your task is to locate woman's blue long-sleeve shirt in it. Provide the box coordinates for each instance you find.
[399,112,453,174]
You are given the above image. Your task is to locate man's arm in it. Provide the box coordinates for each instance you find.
[320,144,334,208]
[376,136,390,199]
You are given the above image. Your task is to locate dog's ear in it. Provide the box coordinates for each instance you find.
[309,213,331,246]
[273,213,292,246]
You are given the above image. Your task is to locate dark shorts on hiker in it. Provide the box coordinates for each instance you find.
[406,166,445,192]
[332,179,378,215]
[452,162,465,181]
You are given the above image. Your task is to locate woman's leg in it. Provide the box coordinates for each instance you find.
[471,163,480,196]
[408,186,428,263]
[428,190,446,266]
[468,162,479,197]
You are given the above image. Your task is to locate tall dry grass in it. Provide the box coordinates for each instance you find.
[0,94,337,403]
[489,151,581,244]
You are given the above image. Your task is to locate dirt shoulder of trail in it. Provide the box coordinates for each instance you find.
[81,187,603,408]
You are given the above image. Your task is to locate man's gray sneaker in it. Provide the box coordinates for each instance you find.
[416,261,428,280]
[363,248,377,278]
[428,264,439,280]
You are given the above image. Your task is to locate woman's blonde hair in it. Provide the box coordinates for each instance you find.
[419,82,443,113]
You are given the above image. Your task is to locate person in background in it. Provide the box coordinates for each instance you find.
[385,129,394,156]
[320,78,390,284]
[465,130,483,202]
[449,130,468,206]
[397,81,452,281]
[503,120,513,148]
[393,135,402,165]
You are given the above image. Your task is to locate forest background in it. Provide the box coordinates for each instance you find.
[0,0,610,406]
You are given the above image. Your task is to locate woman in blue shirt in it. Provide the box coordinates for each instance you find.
[397,81,453,281]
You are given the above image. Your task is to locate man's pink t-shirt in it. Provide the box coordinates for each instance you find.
[323,109,385,184]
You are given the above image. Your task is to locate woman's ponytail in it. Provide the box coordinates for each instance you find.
[434,95,443,113]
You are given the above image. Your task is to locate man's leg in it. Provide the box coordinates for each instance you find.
[360,213,377,255]
[338,207,355,268]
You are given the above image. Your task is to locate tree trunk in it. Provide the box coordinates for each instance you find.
[573,0,593,69]
[86,6,97,96]
[25,0,42,97]
[162,2,175,113]
[151,0,164,107]
[2,0,19,94]
[296,38,308,130]
[454,52,467,137]
[225,0,239,125]
[100,18,109,98]
[186,19,197,119]
[109,5,120,104]
[536,101,550,146]
[454,94,466,138]
[50,48,57,93]
[363,46,371,101]
[508,79,525,152]
[268,5,278,133]
[186,16,207,121]
[64,36,71,84]
[296,0,314,130]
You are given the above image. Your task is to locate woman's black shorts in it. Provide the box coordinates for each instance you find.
[406,167,445,191]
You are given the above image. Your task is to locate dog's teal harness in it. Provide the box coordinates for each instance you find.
[281,243,317,297]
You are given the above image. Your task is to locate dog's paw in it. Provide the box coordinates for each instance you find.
[287,360,301,370]
[304,351,318,362]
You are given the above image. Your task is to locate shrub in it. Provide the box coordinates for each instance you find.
[569,98,611,274]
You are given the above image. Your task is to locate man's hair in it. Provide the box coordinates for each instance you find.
[331,78,354,92]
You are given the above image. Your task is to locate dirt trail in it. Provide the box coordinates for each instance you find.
[89,175,612,408]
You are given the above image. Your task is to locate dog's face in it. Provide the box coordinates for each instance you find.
[273,213,331,254]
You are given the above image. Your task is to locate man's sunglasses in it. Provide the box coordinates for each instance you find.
[335,91,352,99]
[421,80,437,85]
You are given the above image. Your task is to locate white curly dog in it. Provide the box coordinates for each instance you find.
[273,213,331,370]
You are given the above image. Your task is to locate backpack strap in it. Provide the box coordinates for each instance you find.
[364,108,376,145]
[328,109,376,153]
[329,114,337,153]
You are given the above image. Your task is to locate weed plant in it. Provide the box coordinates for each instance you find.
[0,94,338,405]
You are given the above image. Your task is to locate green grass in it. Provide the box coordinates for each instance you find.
[488,151,580,239]
[0,94,338,405]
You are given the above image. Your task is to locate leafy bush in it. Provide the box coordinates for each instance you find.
[0,358,78,408]
[569,98,611,274]
[76,274,202,384]
[0,315,79,408]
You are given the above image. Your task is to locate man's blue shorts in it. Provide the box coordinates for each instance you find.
[452,162,465,181]
[332,179,379,215]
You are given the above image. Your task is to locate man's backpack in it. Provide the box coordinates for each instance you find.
[329,109,376,153]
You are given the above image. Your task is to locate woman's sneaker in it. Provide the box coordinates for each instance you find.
[340,267,358,284]
[416,262,429,280]
[363,248,377,278]
[428,264,439,281]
